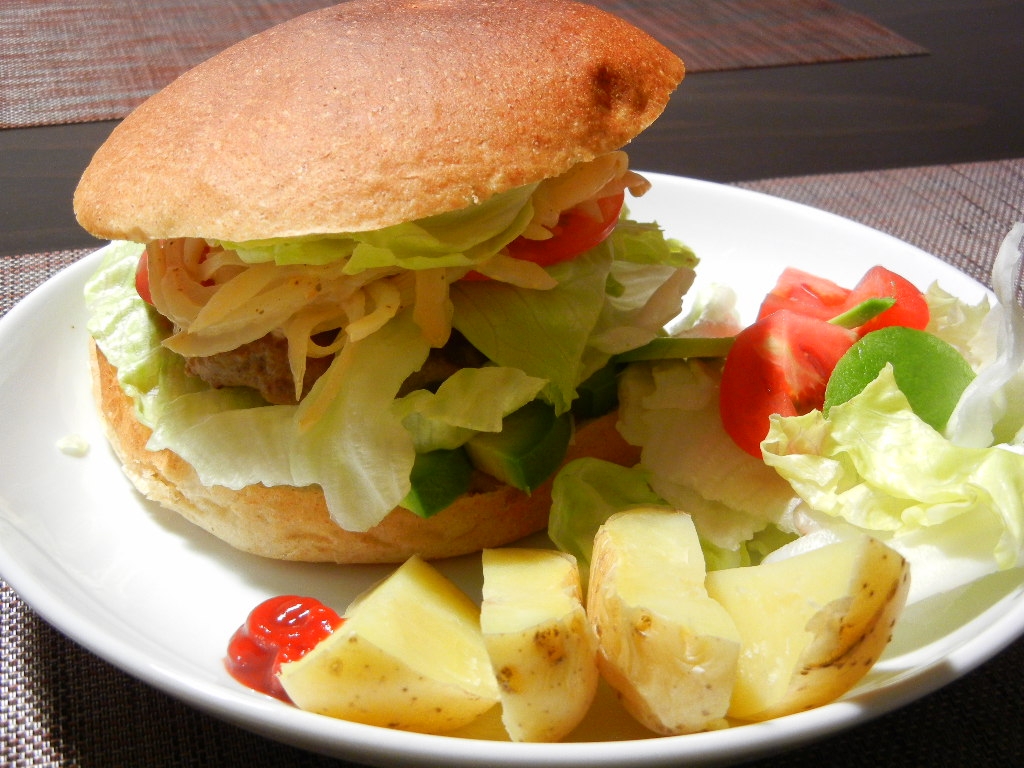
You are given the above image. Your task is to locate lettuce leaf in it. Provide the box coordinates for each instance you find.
[763,366,1024,599]
[393,366,547,452]
[946,223,1024,447]
[451,233,696,415]
[86,243,432,531]
[221,184,538,271]
[549,458,667,581]
[84,203,695,530]
[617,358,799,549]
[547,456,796,582]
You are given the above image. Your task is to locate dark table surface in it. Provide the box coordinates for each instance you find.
[2,1,1024,767]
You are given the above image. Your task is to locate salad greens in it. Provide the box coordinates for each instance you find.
[548,224,1024,604]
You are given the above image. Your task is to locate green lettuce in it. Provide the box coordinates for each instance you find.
[451,234,696,415]
[393,366,547,452]
[221,184,538,271]
[547,456,796,584]
[762,366,1024,598]
[549,458,668,582]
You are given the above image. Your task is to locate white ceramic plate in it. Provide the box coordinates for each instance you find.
[2,174,1022,767]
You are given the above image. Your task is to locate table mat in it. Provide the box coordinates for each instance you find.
[2,158,1023,767]
[0,0,927,129]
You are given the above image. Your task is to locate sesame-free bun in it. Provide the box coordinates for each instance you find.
[91,343,640,563]
[73,0,683,244]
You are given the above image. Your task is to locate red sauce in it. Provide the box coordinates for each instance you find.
[225,595,343,701]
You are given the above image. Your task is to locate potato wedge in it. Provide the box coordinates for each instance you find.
[705,535,910,722]
[480,548,599,742]
[587,508,741,735]
[278,555,499,733]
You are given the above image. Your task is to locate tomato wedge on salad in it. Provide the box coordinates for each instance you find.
[720,310,857,457]
[720,264,929,458]
[846,265,930,336]
[756,267,850,322]
[757,265,929,336]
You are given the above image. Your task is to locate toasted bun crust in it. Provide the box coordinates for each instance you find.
[91,343,640,563]
[73,0,683,243]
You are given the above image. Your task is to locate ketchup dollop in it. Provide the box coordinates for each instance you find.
[225,595,343,701]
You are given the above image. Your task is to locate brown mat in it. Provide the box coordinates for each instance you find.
[0,0,926,130]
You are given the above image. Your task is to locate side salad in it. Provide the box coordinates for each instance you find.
[551,222,1024,604]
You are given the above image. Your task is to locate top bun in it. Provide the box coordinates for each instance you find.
[74,0,683,244]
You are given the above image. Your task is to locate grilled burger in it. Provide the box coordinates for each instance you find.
[75,0,690,563]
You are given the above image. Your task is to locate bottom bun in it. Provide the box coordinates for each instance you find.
[91,342,641,563]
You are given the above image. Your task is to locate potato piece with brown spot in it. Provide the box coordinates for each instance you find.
[706,535,910,722]
[587,509,741,735]
[481,548,598,742]
[278,555,499,733]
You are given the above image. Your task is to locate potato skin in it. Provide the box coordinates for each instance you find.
[587,510,740,735]
[481,548,599,742]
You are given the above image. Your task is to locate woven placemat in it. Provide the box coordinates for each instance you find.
[737,158,1024,291]
[2,159,1022,767]
[0,0,927,129]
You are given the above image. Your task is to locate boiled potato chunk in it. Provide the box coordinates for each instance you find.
[277,555,499,733]
[480,548,599,742]
[587,508,741,735]
[705,535,910,722]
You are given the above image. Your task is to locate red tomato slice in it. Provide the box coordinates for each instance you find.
[464,192,625,281]
[846,266,930,336]
[757,267,851,321]
[719,310,857,457]
[506,192,625,268]
[135,250,153,305]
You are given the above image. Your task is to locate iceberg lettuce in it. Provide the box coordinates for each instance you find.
[763,366,1024,600]
[946,223,1024,447]
[617,358,799,549]
[220,183,538,271]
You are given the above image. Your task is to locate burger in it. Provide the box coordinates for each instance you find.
[74,0,690,563]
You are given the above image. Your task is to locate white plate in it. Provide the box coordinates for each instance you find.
[1,174,1021,767]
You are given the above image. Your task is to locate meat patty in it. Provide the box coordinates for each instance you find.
[184,330,488,405]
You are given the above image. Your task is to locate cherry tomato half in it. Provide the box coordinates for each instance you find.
[464,192,625,281]
[846,266,930,336]
[756,267,851,322]
[719,310,857,458]
[506,192,625,268]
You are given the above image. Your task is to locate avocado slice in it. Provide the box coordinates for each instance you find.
[572,360,622,419]
[402,447,474,518]
[465,400,572,493]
